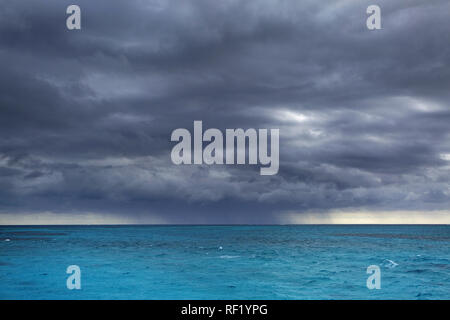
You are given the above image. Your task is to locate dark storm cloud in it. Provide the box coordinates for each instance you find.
[0,0,449,223]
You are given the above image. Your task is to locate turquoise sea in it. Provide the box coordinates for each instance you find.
[0,225,449,299]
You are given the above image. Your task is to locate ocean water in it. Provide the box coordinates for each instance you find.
[0,225,449,300]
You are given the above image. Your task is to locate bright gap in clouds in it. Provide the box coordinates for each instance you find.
[0,212,166,225]
[275,109,310,123]
[281,210,450,224]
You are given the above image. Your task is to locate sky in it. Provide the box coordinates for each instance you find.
[0,0,450,224]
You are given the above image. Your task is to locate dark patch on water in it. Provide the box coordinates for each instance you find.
[429,263,450,269]
[406,269,428,274]
[2,237,56,241]
[16,281,37,286]
[332,233,450,241]
[416,292,433,299]
[1,231,67,236]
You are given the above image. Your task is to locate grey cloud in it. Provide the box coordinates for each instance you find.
[0,0,449,222]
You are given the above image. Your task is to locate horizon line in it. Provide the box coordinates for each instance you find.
[1,223,449,226]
